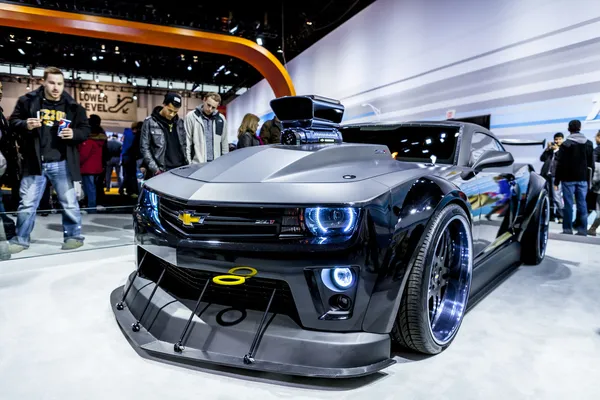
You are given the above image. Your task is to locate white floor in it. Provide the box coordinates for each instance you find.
[0,241,599,400]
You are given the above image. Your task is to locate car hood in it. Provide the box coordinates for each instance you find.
[172,143,422,183]
[146,144,451,205]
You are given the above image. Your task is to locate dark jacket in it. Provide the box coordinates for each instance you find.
[594,144,600,163]
[539,147,558,177]
[554,133,595,185]
[8,86,90,181]
[0,106,21,185]
[237,131,261,149]
[259,118,282,144]
[140,106,187,175]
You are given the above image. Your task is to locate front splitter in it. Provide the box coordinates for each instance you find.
[109,275,395,379]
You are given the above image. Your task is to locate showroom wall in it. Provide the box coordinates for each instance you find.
[227,0,600,169]
[0,79,208,134]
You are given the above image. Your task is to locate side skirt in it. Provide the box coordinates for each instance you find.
[468,240,522,311]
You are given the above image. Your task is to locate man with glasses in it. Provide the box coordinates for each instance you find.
[184,92,228,164]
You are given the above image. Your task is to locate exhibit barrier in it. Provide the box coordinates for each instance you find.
[0,205,135,261]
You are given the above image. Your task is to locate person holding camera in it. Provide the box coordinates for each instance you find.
[540,132,564,222]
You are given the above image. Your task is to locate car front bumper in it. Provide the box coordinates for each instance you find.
[110,264,395,378]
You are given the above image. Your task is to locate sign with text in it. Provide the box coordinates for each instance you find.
[77,89,136,122]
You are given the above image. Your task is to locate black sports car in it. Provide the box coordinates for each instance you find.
[111,95,550,378]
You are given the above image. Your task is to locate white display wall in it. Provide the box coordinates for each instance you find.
[227,0,600,170]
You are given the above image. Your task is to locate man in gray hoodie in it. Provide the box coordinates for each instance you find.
[184,92,228,164]
[554,120,595,235]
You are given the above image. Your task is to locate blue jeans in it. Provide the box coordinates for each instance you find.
[81,174,97,212]
[562,181,588,235]
[11,161,84,247]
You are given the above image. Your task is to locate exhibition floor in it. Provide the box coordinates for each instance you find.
[0,240,599,400]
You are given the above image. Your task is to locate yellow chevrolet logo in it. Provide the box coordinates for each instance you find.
[177,212,202,227]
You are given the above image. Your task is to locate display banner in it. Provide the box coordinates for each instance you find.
[77,88,136,122]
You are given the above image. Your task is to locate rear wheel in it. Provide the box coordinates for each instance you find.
[521,191,549,265]
[392,204,473,355]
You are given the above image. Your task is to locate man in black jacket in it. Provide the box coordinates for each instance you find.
[140,92,187,176]
[540,132,564,221]
[554,120,595,235]
[8,66,90,253]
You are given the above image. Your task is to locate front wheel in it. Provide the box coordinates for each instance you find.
[392,204,473,355]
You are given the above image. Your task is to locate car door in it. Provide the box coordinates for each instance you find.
[468,132,517,257]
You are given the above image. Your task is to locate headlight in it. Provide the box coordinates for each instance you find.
[304,207,358,237]
[139,188,161,228]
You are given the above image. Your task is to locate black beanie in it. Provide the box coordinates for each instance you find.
[164,92,182,108]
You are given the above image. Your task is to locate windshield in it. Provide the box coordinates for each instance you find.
[340,125,460,164]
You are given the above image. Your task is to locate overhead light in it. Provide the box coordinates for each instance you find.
[70,53,74,57]
[229,25,238,34]
[133,94,138,100]
[135,60,140,67]
[18,48,25,55]
[101,44,106,52]
[115,46,120,54]
[187,65,192,71]
[98,55,104,60]
[26,37,32,44]
[9,34,15,42]
[225,70,231,75]
[217,65,225,72]
[306,21,313,25]
[92,55,97,61]
[256,37,263,46]
[277,48,283,53]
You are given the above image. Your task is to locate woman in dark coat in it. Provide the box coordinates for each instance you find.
[236,113,262,149]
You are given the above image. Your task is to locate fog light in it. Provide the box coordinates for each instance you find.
[330,294,352,311]
[331,267,354,289]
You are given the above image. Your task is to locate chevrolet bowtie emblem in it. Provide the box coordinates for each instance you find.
[177,212,208,227]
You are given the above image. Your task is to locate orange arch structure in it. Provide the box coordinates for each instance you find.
[0,4,296,98]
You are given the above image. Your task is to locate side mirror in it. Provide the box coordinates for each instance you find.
[460,151,514,180]
[472,150,514,172]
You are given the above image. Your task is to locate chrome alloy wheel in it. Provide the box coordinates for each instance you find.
[538,195,550,259]
[427,215,472,346]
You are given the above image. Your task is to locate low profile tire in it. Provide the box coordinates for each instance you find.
[521,191,550,265]
[392,204,473,355]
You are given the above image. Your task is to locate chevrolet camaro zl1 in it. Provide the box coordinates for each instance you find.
[110,95,550,378]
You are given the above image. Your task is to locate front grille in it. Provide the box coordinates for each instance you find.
[158,197,292,239]
[140,253,301,324]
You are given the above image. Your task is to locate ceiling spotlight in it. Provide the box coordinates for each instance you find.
[92,55,98,61]
[9,34,15,43]
[101,44,106,53]
[229,25,238,34]
[135,60,140,67]
[225,70,231,75]
[187,65,192,71]
[133,94,138,100]
[256,37,263,46]
[70,53,74,57]
[115,46,120,54]
[26,36,32,44]
[277,48,283,53]
[99,55,104,60]
[18,48,25,55]
[306,21,313,25]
